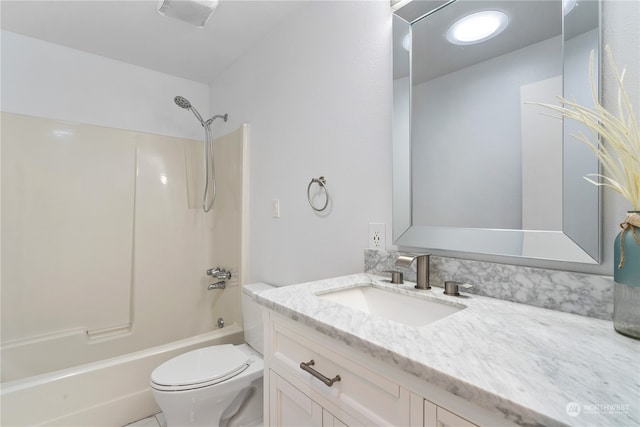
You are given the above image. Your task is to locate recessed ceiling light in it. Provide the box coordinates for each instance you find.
[446,10,509,45]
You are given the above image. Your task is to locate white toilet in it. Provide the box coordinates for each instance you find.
[150,283,273,427]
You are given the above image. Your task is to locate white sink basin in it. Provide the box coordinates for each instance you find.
[316,284,463,327]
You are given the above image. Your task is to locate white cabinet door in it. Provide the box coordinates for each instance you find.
[269,370,323,427]
[270,370,350,427]
[423,399,478,427]
[322,409,348,427]
[423,399,438,427]
[436,407,478,427]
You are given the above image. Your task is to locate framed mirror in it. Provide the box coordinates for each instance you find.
[392,0,601,263]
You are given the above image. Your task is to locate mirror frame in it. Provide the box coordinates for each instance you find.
[392,0,601,263]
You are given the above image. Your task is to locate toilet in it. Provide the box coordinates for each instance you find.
[150,282,274,427]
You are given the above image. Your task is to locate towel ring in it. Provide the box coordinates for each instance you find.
[307,176,329,212]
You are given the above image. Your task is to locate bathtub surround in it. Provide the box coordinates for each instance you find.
[365,249,613,320]
[1,114,247,383]
[1,113,249,425]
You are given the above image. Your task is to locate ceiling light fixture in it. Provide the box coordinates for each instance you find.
[446,10,509,45]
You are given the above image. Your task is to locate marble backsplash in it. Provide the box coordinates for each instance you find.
[364,249,613,320]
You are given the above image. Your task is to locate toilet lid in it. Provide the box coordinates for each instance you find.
[151,344,251,389]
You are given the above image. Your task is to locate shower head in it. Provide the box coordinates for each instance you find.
[174,95,228,128]
[174,96,192,109]
[175,95,205,125]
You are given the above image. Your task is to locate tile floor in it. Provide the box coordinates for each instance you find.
[124,412,166,427]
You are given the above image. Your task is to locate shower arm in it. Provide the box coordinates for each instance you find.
[204,114,229,126]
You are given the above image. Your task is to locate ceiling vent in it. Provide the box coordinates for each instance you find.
[157,0,219,28]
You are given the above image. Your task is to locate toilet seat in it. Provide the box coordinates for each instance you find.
[151,344,252,392]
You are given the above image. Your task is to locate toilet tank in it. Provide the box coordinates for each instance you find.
[241,282,274,355]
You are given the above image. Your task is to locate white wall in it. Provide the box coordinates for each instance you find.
[210,0,638,280]
[0,31,209,140]
[411,36,561,230]
[594,1,640,274]
[209,1,393,285]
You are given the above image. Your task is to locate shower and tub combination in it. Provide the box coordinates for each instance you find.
[1,98,246,426]
[2,1,245,425]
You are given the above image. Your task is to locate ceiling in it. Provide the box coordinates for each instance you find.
[0,0,308,84]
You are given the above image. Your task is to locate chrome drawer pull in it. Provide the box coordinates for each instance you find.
[299,360,341,387]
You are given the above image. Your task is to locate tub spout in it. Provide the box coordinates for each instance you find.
[208,281,226,290]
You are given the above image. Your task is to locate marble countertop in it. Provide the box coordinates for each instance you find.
[255,273,640,427]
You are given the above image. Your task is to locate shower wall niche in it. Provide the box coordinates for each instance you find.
[1,113,248,382]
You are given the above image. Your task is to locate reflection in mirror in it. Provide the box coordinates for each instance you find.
[392,0,601,263]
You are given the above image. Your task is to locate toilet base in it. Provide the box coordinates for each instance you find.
[151,344,264,427]
[221,377,263,427]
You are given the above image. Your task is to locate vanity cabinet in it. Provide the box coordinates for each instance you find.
[269,370,348,427]
[412,395,478,427]
[264,311,513,427]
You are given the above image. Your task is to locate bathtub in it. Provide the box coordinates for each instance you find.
[1,324,244,427]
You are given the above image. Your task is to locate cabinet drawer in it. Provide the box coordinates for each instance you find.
[269,318,408,426]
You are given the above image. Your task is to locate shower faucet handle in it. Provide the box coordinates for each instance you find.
[206,267,231,280]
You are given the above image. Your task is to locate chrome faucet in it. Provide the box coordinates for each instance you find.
[207,267,231,280]
[395,254,431,290]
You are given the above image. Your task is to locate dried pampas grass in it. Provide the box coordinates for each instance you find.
[538,46,639,210]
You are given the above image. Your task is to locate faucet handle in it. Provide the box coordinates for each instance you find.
[383,270,404,284]
[207,267,221,276]
[207,267,232,280]
[443,281,473,296]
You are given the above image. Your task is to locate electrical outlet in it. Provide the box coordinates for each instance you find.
[368,223,386,249]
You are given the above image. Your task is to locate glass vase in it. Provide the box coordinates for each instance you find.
[613,211,640,339]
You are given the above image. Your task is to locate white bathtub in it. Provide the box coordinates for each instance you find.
[1,325,244,427]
